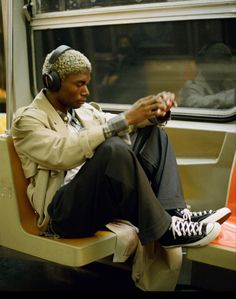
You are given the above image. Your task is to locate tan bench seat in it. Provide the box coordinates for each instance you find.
[186,155,236,271]
[0,134,116,267]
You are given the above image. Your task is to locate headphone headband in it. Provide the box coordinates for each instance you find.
[49,45,72,64]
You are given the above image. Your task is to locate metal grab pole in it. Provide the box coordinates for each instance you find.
[2,0,13,133]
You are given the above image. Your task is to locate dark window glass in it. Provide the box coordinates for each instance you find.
[34,18,236,110]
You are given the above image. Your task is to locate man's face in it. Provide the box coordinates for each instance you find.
[55,69,91,110]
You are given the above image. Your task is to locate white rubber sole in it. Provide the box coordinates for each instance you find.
[200,207,231,224]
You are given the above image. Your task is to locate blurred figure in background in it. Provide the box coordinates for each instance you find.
[179,42,236,109]
[99,35,147,103]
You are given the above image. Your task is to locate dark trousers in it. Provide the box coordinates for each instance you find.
[48,126,186,245]
[131,126,185,210]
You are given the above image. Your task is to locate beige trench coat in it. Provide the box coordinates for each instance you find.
[107,220,182,291]
[11,90,119,230]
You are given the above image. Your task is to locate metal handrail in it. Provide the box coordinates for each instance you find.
[2,0,13,133]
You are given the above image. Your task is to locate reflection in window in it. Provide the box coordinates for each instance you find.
[178,42,236,109]
[34,18,236,109]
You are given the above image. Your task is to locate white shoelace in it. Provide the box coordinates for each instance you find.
[170,216,203,239]
[179,208,213,221]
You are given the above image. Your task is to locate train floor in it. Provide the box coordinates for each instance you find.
[0,246,232,293]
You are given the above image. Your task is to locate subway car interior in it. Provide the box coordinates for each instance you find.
[0,0,235,292]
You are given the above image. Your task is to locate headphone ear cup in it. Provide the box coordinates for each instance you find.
[43,70,61,91]
[42,45,71,91]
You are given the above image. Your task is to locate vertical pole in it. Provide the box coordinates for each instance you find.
[2,0,13,133]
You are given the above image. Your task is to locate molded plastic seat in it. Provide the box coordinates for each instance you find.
[0,134,116,267]
[186,154,236,271]
[0,113,6,134]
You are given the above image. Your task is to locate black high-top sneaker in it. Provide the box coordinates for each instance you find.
[159,216,221,248]
[169,207,231,224]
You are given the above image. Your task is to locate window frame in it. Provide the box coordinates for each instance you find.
[30,0,236,29]
[28,0,236,121]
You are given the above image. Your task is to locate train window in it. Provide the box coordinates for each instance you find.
[33,19,236,109]
[30,0,236,120]
[0,1,6,113]
[33,0,195,14]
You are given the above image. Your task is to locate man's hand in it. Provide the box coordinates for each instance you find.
[124,92,176,126]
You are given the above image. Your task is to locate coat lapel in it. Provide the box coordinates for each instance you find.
[33,90,68,135]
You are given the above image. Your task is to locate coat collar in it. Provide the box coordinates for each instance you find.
[32,89,68,134]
